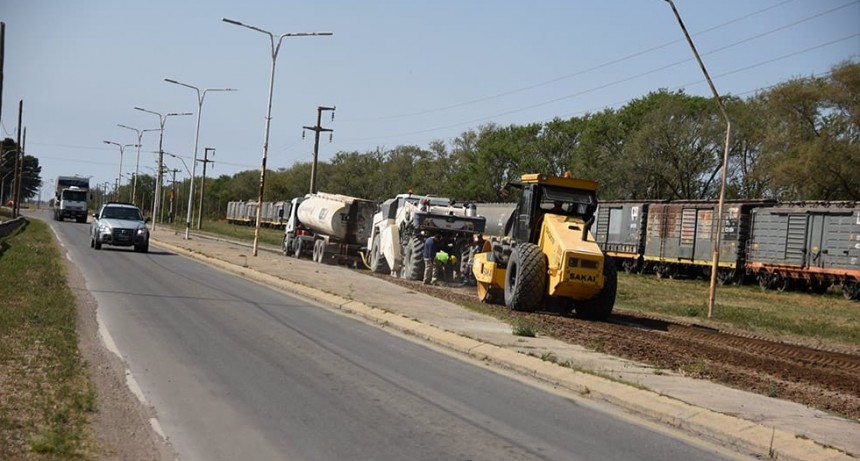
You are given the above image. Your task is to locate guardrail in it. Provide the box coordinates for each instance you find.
[0,216,27,239]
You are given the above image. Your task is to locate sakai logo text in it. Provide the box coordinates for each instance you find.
[571,273,596,283]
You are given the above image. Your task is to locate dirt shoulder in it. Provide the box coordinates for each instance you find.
[65,252,175,460]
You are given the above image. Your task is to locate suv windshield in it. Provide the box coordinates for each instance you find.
[101,207,143,221]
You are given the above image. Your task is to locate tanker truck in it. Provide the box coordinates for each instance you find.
[281,192,375,266]
[53,176,90,222]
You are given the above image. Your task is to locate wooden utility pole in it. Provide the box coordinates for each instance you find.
[196,147,215,229]
[303,106,335,195]
[12,100,21,217]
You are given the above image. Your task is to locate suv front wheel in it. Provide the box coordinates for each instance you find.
[134,240,149,253]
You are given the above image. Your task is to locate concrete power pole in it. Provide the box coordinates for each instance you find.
[303,106,335,195]
[168,168,180,224]
[196,147,215,229]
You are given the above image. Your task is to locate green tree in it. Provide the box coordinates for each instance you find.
[759,62,859,200]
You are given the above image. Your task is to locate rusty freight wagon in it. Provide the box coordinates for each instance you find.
[747,201,860,299]
[643,200,775,283]
[594,201,656,273]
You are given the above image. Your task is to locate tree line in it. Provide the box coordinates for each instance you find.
[9,62,859,219]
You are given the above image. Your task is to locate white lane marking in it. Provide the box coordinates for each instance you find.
[149,418,166,439]
[97,310,148,405]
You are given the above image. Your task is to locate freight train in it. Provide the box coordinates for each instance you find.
[226,200,287,228]
[593,200,860,300]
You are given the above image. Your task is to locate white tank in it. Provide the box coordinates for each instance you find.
[297,193,372,243]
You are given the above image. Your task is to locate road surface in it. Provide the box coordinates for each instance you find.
[49,214,745,461]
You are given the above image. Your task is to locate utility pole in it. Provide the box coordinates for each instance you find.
[196,147,215,229]
[303,106,335,194]
[168,168,180,224]
[12,100,22,217]
[1,22,5,130]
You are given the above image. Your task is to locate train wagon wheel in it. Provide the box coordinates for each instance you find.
[757,271,773,291]
[503,243,546,312]
[775,274,793,292]
[842,281,860,300]
[716,268,735,285]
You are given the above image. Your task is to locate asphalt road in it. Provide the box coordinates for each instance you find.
[49,214,744,461]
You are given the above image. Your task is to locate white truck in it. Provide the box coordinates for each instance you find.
[53,176,90,222]
[281,192,376,266]
[366,194,487,280]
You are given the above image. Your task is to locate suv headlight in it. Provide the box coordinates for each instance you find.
[136,227,148,236]
[98,223,111,233]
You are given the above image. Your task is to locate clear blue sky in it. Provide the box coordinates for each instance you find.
[2,0,858,199]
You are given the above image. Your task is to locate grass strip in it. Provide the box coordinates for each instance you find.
[0,218,97,459]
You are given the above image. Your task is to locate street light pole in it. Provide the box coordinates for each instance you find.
[118,124,159,207]
[164,78,235,240]
[663,0,732,319]
[222,17,332,256]
[134,107,192,229]
[103,141,137,201]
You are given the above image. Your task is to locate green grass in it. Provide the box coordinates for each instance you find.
[161,219,285,248]
[0,219,97,459]
[615,273,860,347]
[512,318,538,337]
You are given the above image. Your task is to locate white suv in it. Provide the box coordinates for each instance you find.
[90,202,150,252]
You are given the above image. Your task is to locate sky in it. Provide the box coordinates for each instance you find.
[2,0,858,199]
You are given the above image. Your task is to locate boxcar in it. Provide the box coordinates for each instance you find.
[747,201,860,299]
[594,201,653,273]
[643,200,775,283]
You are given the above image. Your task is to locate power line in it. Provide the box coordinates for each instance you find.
[342,0,805,122]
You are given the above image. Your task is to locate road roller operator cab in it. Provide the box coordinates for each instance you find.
[472,173,617,320]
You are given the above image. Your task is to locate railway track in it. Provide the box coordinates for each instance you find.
[372,274,860,418]
[609,313,860,372]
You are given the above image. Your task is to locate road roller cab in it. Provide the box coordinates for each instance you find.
[472,173,617,320]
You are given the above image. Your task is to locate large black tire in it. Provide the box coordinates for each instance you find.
[314,239,327,264]
[294,239,303,259]
[93,236,102,250]
[135,240,149,253]
[575,257,617,321]
[282,236,291,256]
[503,243,546,312]
[369,233,389,274]
[400,237,424,280]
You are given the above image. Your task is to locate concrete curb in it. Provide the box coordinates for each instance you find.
[152,237,854,461]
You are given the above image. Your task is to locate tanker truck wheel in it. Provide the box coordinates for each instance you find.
[314,240,327,264]
[294,239,304,259]
[400,237,424,280]
[574,257,617,321]
[503,243,546,312]
[369,233,389,274]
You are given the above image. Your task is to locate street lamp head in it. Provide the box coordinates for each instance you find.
[221,17,243,26]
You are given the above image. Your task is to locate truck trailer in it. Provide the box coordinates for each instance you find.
[282,192,376,267]
[53,176,90,222]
